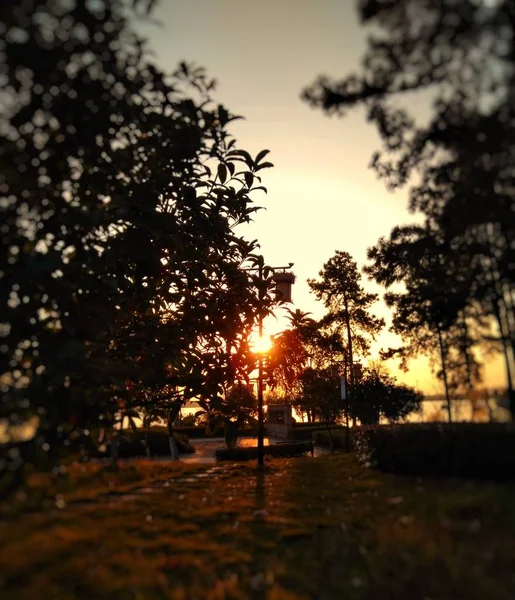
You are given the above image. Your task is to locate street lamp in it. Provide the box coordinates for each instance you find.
[249,260,295,467]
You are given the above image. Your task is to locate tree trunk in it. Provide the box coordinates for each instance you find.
[437,325,452,423]
[343,294,355,427]
[483,226,515,418]
[492,299,515,420]
[460,312,473,390]
[167,408,179,461]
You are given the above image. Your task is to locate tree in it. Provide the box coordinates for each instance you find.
[266,308,315,406]
[299,366,343,451]
[284,307,315,330]
[303,1,514,131]
[210,383,257,449]
[302,0,515,416]
[308,251,384,422]
[366,222,483,421]
[266,306,347,422]
[1,0,277,480]
[352,362,422,425]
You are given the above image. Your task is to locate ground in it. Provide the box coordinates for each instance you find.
[1,455,515,599]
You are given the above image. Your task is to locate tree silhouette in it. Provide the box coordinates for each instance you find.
[308,251,384,421]
[352,362,422,425]
[366,222,483,420]
[1,0,276,477]
[302,0,515,415]
[284,307,315,330]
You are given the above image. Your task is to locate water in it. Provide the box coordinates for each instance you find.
[401,398,511,424]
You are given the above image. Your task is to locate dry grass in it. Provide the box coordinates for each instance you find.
[1,455,515,599]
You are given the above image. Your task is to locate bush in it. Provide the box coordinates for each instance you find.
[291,425,345,441]
[215,442,313,462]
[174,426,255,439]
[101,428,195,458]
[312,429,352,450]
[354,423,515,480]
[175,426,209,439]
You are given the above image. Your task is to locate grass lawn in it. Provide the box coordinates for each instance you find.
[1,454,514,599]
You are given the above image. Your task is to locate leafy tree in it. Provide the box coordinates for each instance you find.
[1,0,276,480]
[267,329,307,397]
[266,306,346,421]
[303,1,514,134]
[366,222,483,421]
[180,413,199,428]
[308,251,384,421]
[284,307,315,330]
[352,362,422,425]
[299,366,343,451]
[210,382,257,449]
[302,0,515,415]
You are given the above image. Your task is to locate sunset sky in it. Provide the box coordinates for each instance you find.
[141,0,504,394]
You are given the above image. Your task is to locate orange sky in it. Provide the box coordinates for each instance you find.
[140,0,505,394]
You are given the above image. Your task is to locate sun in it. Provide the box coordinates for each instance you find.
[250,333,273,354]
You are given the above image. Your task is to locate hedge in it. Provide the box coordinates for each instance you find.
[290,425,346,441]
[353,423,515,480]
[312,429,352,450]
[99,429,195,459]
[174,426,255,439]
[215,441,314,462]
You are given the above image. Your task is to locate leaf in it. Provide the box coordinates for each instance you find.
[255,161,274,172]
[255,149,270,164]
[218,163,227,184]
[227,149,254,167]
[244,172,253,188]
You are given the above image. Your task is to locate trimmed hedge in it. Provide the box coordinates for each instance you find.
[354,423,515,480]
[313,429,352,450]
[291,425,346,441]
[174,426,255,439]
[215,441,314,462]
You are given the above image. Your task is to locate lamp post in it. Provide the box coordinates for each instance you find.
[250,260,295,467]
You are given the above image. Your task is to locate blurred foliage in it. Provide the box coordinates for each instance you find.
[354,422,515,480]
[304,0,515,416]
[351,362,423,425]
[1,0,277,481]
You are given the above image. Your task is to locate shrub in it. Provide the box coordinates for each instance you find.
[354,423,515,480]
[291,425,345,441]
[312,429,352,450]
[215,442,313,462]
[175,426,209,439]
[174,426,255,439]
[100,429,195,458]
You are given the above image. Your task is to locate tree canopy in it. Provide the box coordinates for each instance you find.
[303,0,515,415]
[1,0,277,477]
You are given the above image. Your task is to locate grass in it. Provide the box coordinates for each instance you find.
[1,455,515,599]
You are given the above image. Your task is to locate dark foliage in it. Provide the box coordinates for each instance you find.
[101,429,194,458]
[1,0,277,480]
[303,0,515,414]
[354,423,515,480]
[215,441,313,462]
[352,363,422,425]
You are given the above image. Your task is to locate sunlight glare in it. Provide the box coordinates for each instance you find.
[251,334,273,354]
